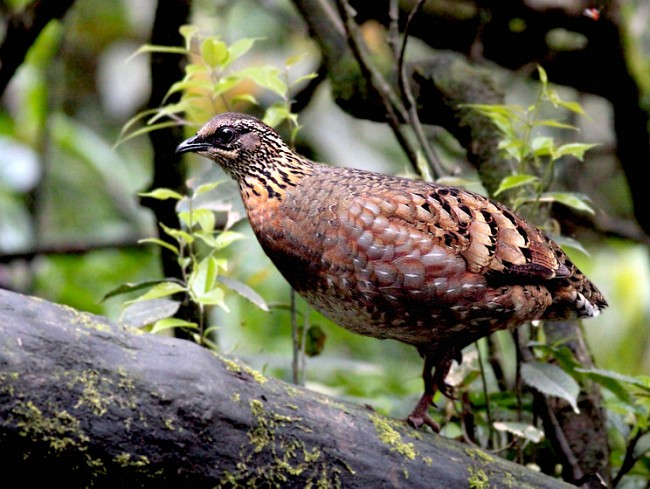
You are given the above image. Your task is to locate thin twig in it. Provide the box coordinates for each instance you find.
[476,341,494,447]
[387,0,401,60]
[396,0,445,179]
[334,0,420,170]
[612,429,645,487]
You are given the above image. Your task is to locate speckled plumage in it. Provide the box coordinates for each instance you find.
[177,112,607,430]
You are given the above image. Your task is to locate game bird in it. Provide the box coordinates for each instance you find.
[176,112,607,431]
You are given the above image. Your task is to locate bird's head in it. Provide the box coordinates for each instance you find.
[176,112,290,180]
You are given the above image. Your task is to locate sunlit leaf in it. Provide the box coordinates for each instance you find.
[179,25,199,50]
[201,38,229,68]
[195,287,228,310]
[139,188,184,200]
[126,44,187,64]
[128,282,186,303]
[101,279,178,302]
[521,362,580,413]
[494,174,539,196]
[553,143,598,161]
[537,192,594,214]
[179,208,215,232]
[115,121,179,147]
[214,230,246,250]
[160,223,194,243]
[192,181,224,196]
[151,317,199,334]
[556,99,587,115]
[534,119,578,131]
[493,421,544,443]
[240,66,287,97]
[137,238,180,255]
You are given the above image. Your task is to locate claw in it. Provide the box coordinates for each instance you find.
[406,392,440,432]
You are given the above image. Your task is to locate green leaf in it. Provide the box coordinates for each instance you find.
[231,93,258,106]
[214,230,246,250]
[521,362,580,413]
[551,235,591,257]
[128,282,187,303]
[556,99,587,116]
[213,75,243,97]
[138,188,184,200]
[553,143,598,161]
[179,208,215,232]
[534,119,578,131]
[120,298,181,329]
[201,38,229,68]
[227,38,258,63]
[263,104,294,128]
[493,421,544,443]
[530,136,555,157]
[126,44,187,64]
[150,317,199,334]
[192,181,224,196]
[194,231,220,248]
[537,192,594,214]
[304,325,326,357]
[195,287,228,310]
[240,66,287,97]
[138,238,180,255]
[101,279,177,302]
[634,431,650,459]
[160,223,194,244]
[179,25,199,50]
[115,121,180,146]
[576,368,650,394]
[537,65,548,85]
[494,174,539,196]
[217,275,269,311]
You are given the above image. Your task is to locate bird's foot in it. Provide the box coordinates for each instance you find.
[406,392,440,433]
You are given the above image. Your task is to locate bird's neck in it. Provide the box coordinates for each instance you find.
[237,152,315,203]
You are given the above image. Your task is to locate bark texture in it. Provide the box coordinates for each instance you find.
[0,288,574,488]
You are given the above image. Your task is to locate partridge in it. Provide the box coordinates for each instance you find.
[176,112,607,431]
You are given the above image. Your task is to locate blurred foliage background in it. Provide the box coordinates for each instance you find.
[1,0,649,480]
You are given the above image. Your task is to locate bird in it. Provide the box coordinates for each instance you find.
[176,112,608,431]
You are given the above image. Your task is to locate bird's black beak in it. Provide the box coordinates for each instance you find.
[176,136,210,154]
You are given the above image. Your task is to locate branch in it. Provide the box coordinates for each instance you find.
[0,288,575,488]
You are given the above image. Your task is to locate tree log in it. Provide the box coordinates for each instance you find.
[0,288,577,488]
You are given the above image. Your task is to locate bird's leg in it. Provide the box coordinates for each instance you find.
[406,353,440,432]
[406,346,462,432]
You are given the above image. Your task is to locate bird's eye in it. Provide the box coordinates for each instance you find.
[214,126,236,144]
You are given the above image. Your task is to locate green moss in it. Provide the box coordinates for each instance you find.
[70,369,110,416]
[466,447,495,463]
[13,401,88,453]
[369,413,417,461]
[220,356,268,384]
[217,399,341,487]
[62,304,113,333]
[468,466,490,489]
[114,452,150,467]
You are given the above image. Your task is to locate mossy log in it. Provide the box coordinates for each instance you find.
[0,288,574,488]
